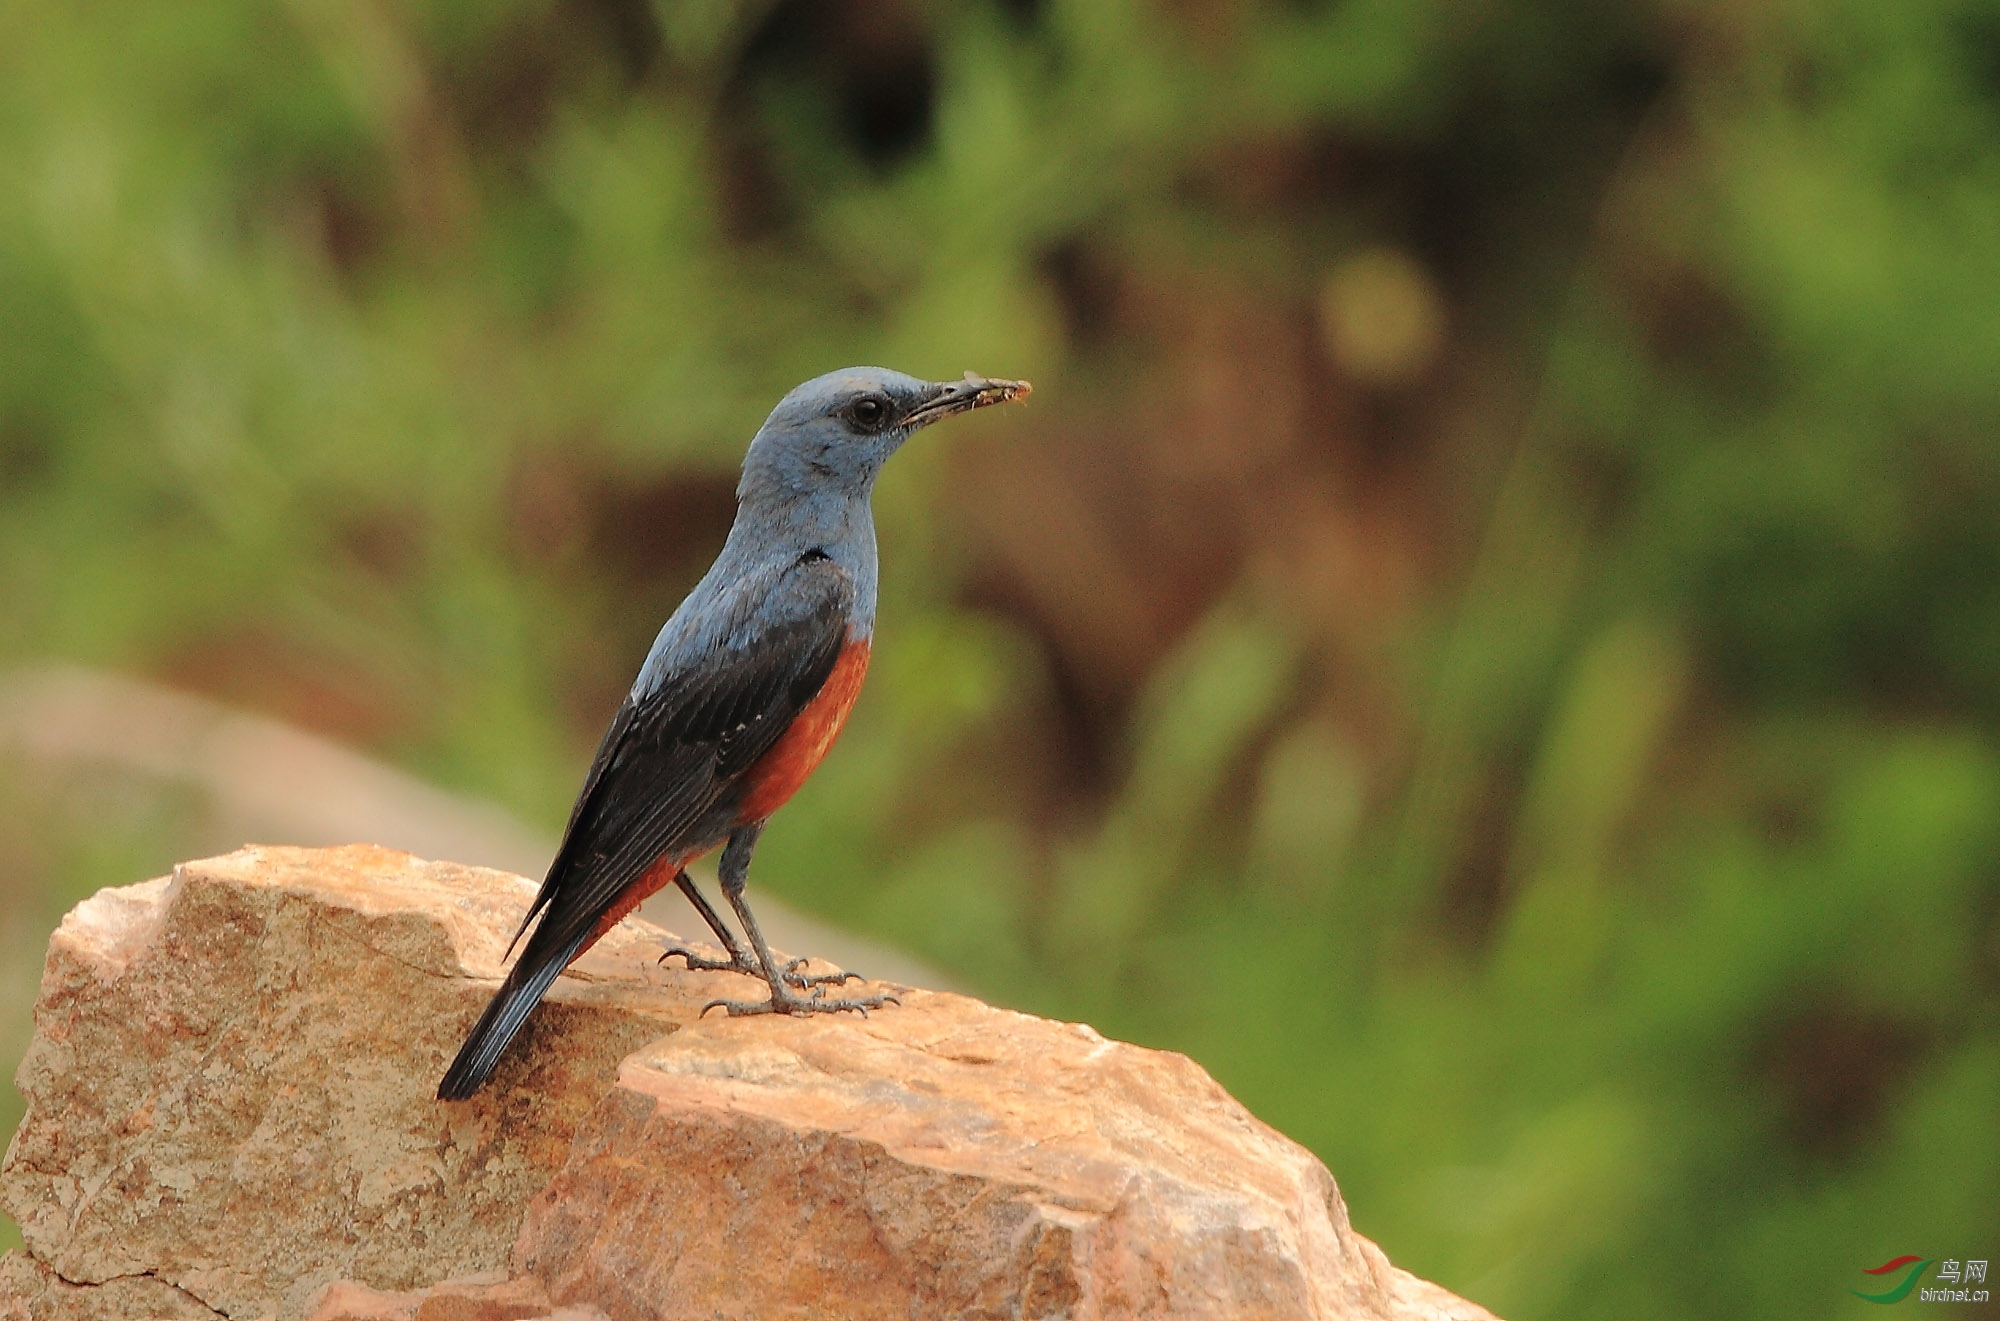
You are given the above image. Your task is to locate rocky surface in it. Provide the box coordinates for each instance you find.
[0,845,1496,1321]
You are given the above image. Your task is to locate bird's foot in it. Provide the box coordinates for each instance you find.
[660,945,861,992]
[781,956,865,989]
[658,943,763,979]
[701,981,899,1019]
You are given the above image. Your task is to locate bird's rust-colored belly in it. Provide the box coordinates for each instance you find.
[737,637,871,822]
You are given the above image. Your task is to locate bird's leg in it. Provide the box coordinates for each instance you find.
[657,868,764,978]
[703,825,893,1018]
[659,858,861,990]
[705,827,862,990]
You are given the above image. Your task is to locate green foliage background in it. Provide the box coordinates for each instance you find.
[2,0,1997,1315]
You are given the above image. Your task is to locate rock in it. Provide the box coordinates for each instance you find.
[302,1273,607,1321]
[0,1251,219,1321]
[0,845,1497,1321]
[0,847,693,1320]
[520,1002,1484,1321]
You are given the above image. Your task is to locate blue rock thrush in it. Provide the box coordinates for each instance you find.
[437,367,1030,1100]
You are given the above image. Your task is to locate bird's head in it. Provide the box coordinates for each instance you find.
[739,367,1030,505]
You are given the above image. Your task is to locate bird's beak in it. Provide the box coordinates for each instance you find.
[903,372,1032,430]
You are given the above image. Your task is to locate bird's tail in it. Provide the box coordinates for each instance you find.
[435,926,591,1101]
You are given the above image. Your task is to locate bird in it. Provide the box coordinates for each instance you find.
[436,367,1031,1101]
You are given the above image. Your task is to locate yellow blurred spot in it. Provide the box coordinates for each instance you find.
[1317,248,1447,386]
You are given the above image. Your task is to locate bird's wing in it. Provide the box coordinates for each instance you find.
[437,554,858,1100]
[507,554,857,961]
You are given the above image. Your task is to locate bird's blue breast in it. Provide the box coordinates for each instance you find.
[630,491,878,700]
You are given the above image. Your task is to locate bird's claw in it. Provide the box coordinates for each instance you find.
[662,945,862,992]
[699,986,900,1019]
[782,955,864,988]
[659,944,758,977]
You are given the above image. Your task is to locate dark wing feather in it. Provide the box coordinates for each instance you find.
[518,601,849,960]
[509,562,853,948]
[438,559,854,1100]
[504,696,641,955]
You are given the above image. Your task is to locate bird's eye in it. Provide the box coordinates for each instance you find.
[847,396,889,431]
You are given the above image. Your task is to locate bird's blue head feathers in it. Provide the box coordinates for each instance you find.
[643,366,1029,676]
[738,366,1029,507]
